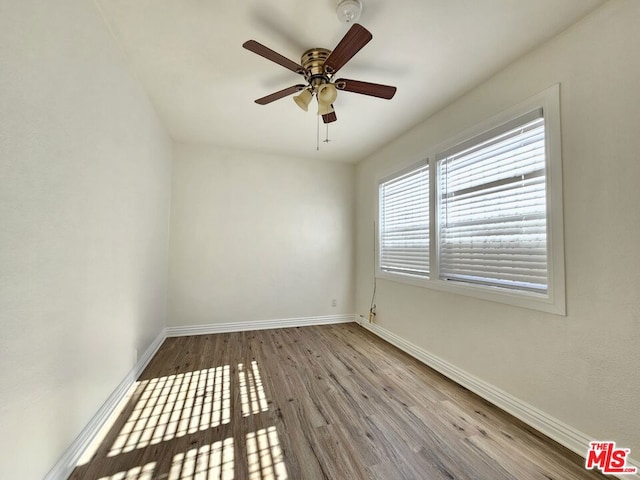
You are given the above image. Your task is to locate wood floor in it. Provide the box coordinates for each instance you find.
[70,323,605,480]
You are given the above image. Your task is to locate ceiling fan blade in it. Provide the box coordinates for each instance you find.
[322,110,337,124]
[323,24,372,75]
[335,78,397,99]
[255,85,306,105]
[243,40,304,74]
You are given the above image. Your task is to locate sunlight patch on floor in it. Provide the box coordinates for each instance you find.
[97,461,156,480]
[88,360,290,479]
[239,361,269,417]
[108,366,231,456]
[247,426,288,480]
[169,438,235,480]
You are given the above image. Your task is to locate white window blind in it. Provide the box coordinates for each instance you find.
[438,109,548,293]
[379,163,429,277]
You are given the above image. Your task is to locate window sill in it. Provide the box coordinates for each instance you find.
[376,271,565,316]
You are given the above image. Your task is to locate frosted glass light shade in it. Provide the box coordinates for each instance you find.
[317,102,334,116]
[293,89,313,111]
[317,83,338,105]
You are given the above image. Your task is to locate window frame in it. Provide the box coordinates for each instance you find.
[375,85,566,315]
[376,159,431,288]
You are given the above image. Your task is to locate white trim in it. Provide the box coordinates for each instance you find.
[356,318,639,480]
[376,270,430,289]
[378,158,429,187]
[43,330,166,480]
[432,85,565,315]
[375,85,566,316]
[626,459,640,480]
[165,314,356,337]
[377,159,430,283]
[44,315,356,479]
[46,315,638,480]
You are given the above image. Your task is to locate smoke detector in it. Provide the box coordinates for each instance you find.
[337,0,362,24]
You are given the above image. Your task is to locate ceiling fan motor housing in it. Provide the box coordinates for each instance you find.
[301,48,332,89]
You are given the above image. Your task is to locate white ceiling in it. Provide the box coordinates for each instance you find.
[96,0,606,163]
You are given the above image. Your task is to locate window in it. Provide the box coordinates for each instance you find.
[437,110,547,294]
[378,162,429,279]
[376,85,565,314]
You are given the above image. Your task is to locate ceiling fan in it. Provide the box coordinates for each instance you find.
[242,23,397,124]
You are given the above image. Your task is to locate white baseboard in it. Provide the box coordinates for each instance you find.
[166,314,356,337]
[623,457,640,479]
[45,315,638,480]
[43,330,166,480]
[45,315,354,479]
[357,318,639,480]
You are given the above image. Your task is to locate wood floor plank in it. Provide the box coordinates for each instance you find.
[69,323,607,480]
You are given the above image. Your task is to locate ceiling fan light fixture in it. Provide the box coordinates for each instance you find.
[317,83,338,105]
[293,88,313,111]
[336,0,362,24]
[317,102,335,116]
[317,83,337,115]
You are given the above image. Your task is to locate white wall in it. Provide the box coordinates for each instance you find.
[355,0,640,456]
[0,0,172,478]
[169,143,354,326]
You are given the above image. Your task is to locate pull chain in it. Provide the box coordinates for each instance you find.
[324,123,331,143]
[316,114,320,151]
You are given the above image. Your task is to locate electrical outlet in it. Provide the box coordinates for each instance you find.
[331,298,337,307]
